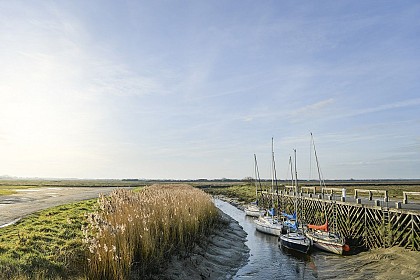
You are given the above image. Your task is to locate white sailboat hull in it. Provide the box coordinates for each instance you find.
[245,209,264,217]
[245,205,265,217]
[313,240,343,255]
[305,231,345,255]
[254,216,282,236]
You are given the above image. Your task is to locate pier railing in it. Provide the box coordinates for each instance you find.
[354,189,389,202]
[301,186,316,194]
[403,192,420,204]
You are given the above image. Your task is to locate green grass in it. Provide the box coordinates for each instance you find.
[0,189,16,196]
[0,186,40,196]
[132,185,144,192]
[0,199,97,279]
[202,184,261,203]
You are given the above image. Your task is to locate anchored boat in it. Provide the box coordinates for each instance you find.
[279,149,311,254]
[305,221,349,255]
[280,229,312,254]
[245,203,265,217]
[254,208,283,236]
[304,133,350,254]
[245,154,265,217]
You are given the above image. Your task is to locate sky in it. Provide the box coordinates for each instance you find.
[0,1,419,180]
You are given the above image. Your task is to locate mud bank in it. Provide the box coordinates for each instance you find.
[216,195,420,280]
[317,246,420,280]
[150,211,250,280]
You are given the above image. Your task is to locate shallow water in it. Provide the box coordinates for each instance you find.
[215,199,349,279]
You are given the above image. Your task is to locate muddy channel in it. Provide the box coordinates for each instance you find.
[216,199,420,280]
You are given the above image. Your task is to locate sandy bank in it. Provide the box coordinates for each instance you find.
[150,211,250,280]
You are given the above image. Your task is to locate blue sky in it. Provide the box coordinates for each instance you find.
[0,1,419,179]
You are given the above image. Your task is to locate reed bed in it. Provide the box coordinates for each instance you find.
[83,184,219,279]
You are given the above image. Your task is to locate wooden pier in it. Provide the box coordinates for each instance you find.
[259,190,420,251]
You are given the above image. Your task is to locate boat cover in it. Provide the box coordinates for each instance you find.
[307,221,328,231]
[281,212,296,220]
[284,220,297,230]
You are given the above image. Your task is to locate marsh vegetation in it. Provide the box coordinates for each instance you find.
[0,184,219,279]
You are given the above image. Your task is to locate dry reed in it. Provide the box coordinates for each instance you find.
[83,184,219,279]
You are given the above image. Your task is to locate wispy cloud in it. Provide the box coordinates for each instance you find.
[1,1,419,179]
[289,98,335,121]
[339,98,420,119]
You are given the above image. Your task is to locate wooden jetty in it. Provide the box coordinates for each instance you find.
[259,189,420,251]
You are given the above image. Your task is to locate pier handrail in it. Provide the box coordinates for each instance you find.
[284,185,295,191]
[354,189,388,201]
[403,192,420,204]
[321,187,343,195]
[301,186,316,194]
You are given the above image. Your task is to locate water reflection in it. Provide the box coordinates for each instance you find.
[215,199,318,279]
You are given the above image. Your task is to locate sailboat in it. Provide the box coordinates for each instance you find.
[304,132,350,255]
[245,203,265,217]
[254,208,283,236]
[305,220,349,255]
[279,149,311,253]
[254,138,283,236]
[245,154,266,217]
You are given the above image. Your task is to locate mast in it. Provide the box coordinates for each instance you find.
[289,155,294,187]
[294,149,298,193]
[311,132,325,188]
[273,149,279,194]
[309,133,312,181]
[311,133,331,231]
[271,137,279,193]
[254,154,262,197]
[271,137,274,193]
[294,149,298,222]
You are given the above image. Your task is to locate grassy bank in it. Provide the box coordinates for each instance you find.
[0,199,96,279]
[0,184,219,279]
[201,184,257,203]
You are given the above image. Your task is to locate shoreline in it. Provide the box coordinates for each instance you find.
[150,210,250,280]
[216,195,420,279]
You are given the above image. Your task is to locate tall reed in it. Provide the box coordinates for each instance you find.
[83,184,219,279]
